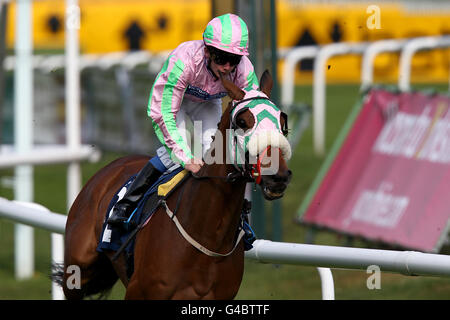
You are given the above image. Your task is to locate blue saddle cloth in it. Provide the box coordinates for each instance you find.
[96,167,184,255]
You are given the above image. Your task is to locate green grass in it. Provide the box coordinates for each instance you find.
[1,84,449,300]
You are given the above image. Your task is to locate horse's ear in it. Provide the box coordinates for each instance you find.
[259,69,273,98]
[219,72,245,101]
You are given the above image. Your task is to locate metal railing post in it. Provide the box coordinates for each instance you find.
[399,36,450,91]
[317,267,335,300]
[313,42,368,155]
[361,39,407,90]
[281,46,319,112]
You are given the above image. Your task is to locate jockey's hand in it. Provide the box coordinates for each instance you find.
[184,158,204,174]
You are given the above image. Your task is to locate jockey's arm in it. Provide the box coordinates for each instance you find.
[148,55,195,168]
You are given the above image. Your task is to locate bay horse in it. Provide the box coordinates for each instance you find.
[55,70,292,299]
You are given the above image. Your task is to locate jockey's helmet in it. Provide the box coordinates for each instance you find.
[203,13,249,56]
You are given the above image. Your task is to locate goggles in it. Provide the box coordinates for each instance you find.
[208,46,242,66]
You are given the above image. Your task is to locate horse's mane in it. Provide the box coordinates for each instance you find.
[217,103,232,132]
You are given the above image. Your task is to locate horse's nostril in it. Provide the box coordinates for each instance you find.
[287,170,292,177]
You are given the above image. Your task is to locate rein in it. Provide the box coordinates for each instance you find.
[160,169,249,257]
[191,168,254,183]
[162,198,245,258]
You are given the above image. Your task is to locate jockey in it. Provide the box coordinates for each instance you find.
[108,13,259,226]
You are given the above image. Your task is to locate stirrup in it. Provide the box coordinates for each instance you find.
[108,205,131,226]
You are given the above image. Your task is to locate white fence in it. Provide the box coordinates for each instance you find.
[281,36,450,155]
[7,0,87,281]
[1,197,450,300]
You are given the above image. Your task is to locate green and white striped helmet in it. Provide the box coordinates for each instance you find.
[203,13,249,56]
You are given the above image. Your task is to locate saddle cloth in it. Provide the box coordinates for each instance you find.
[96,167,186,255]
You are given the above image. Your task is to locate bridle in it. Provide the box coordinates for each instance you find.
[191,96,288,185]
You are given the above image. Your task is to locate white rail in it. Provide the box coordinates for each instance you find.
[2,197,450,300]
[65,0,82,210]
[313,42,368,155]
[281,46,319,112]
[0,144,101,168]
[399,36,450,91]
[0,198,66,234]
[10,201,65,300]
[361,39,407,90]
[3,50,169,74]
[14,0,34,279]
[247,239,450,278]
[281,42,369,156]
[316,267,335,300]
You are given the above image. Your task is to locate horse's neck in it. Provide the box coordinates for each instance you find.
[181,163,247,252]
[179,109,247,249]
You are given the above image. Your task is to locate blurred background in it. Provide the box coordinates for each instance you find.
[0,0,449,299]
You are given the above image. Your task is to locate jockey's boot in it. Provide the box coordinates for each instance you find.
[107,161,162,226]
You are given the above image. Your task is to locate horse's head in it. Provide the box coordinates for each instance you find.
[219,70,292,200]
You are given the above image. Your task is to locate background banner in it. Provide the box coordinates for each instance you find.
[300,89,450,252]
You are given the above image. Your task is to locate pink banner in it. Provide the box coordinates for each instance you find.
[302,89,450,252]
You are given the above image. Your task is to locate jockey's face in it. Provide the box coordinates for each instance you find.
[211,60,233,77]
[205,47,241,78]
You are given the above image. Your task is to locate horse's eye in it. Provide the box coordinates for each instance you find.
[236,118,247,129]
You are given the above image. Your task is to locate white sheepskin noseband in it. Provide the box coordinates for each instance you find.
[248,130,292,161]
